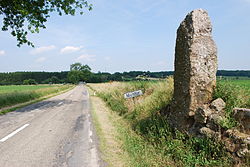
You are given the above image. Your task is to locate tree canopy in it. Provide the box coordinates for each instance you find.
[68,62,92,84]
[0,0,92,47]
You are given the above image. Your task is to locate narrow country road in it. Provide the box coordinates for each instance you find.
[0,85,102,167]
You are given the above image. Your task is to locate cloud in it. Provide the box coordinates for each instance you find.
[76,54,96,61]
[0,50,5,56]
[30,45,56,55]
[60,46,83,54]
[35,57,46,63]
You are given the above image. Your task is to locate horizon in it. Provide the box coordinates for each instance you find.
[0,69,249,74]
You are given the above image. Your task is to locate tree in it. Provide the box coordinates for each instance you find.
[0,0,92,47]
[68,62,91,84]
[23,79,37,85]
[50,76,60,84]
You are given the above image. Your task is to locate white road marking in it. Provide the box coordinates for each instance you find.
[0,124,30,142]
[89,129,93,143]
[58,102,63,105]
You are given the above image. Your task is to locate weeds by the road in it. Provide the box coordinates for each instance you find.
[89,87,174,167]
[89,78,245,166]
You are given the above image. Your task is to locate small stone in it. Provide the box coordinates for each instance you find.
[209,113,224,125]
[206,113,225,132]
[233,108,250,134]
[210,98,226,112]
[226,129,250,145]
[200,127,220,140]
[224,138,237,153]
[236,148,250,158]
[194,107,213,123]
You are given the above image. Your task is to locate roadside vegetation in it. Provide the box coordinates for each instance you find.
[89,79,250,167]
[0,84,74,114]
[214,80,250,128]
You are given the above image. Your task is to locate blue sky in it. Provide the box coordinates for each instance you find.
[0,0,249,73]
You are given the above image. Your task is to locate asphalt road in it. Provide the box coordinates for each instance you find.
[0,85,102,167]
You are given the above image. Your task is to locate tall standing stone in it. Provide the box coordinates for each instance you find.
[169,9,217,132]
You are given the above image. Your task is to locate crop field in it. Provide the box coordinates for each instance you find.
[0,85,56,94]
[0,84,74,111]
[219,79,250,90]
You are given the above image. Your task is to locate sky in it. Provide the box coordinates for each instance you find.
[0,0,249,73]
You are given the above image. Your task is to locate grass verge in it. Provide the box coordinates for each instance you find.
[89,87,174,167]
[88,78,240,166]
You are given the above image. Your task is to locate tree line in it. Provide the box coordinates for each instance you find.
[0,66,249,85]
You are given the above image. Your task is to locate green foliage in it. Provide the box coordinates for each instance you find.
[0,70,250,85]
[213,81,250,128]
[98,92,128,115]
[67,63,92,84]
[90,79,234,166]
[23,79,37,85]
[68,70,84,84]
[134,114,230,166]
[0,71,68,85]
[0,0,92,46]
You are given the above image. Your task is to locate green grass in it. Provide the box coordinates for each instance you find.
[213,80,250,128]
[0,85,54,93]
[219,79,250,90]
[0,84,74,110]
[89,78,235,166]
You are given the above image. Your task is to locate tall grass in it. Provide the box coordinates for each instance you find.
[213,81,250,128]
[89,78,242,166]
[0,85,73,109]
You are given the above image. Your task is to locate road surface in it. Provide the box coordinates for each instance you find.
[0,85,102,167]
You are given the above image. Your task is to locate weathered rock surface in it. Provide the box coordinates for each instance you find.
[200,127,220,140]
[225,129,250,157]
[194,106,212,124]
[225,129,250,145]
[233,108,250,134]
[210,98,226,112]
[170,9,217,131]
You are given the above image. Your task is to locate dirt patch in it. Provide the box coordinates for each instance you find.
[90,93,128,167]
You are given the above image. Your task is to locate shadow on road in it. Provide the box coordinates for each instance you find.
[15,99,74,113]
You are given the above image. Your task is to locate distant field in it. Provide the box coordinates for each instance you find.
[219,79,250,90]
[0,85,55,94]
[0,84,74,111]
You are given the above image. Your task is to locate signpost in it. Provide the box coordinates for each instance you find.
[124,90,143,99]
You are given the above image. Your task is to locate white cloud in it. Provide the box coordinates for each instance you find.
[76,54,96,61]
[30,45,56,55]
[35,57,46,63]
[0,50,5,56]
[60,46,83,54]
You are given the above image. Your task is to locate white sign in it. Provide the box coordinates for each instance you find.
[124,90,143,99]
